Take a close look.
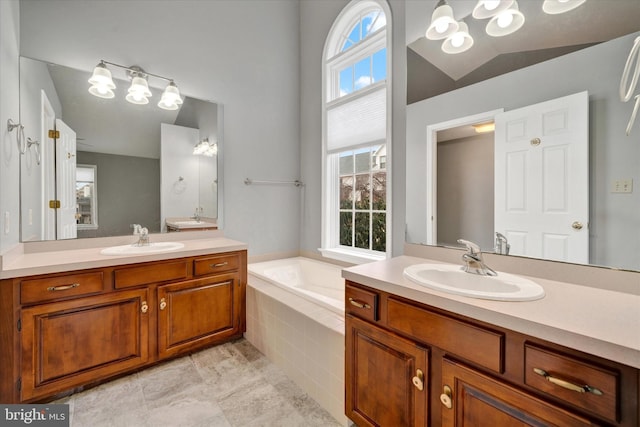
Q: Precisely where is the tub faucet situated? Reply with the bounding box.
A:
[457,239,497,276]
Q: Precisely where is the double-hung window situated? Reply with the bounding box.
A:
[321,1,391,264]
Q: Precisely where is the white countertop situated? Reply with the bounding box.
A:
[343,256,640,369]
[0,236,247,279]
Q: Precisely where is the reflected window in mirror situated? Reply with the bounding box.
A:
[321,0,392,264]
[76,165,97,230]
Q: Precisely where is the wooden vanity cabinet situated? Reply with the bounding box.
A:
[0,250,246,403]
[345,280,639,427]
[157,272,241,358]
[346,315,428,427]
[20,289,150,402]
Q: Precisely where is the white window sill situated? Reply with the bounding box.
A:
[319,247,386,265]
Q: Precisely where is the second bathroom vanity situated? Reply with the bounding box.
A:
[343,255,639,427]
[0,234,247,403]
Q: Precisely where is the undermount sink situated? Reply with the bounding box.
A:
[100,242,185,256]
[403,263,545,301]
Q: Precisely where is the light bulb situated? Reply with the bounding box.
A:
[497,12,513,28]
[451,33,465,48]
[484,0,500,11]
[435,19,450,34]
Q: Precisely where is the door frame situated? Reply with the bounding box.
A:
[425,108,504,245]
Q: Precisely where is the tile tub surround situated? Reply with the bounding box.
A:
[245,277,347,426]
[54,338,341,427]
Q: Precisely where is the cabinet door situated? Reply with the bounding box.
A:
[346,315,428,427]
[441,358,594,426]
[157,273,241,359]
[21,289,150,401]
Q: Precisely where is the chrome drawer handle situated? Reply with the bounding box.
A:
[47,283,80,292]
[348,298,371,309]
[533,368,603,395]
[210,262,228,268]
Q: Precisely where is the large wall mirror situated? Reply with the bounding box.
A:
[406,1,640,272]
[19,57,221,241]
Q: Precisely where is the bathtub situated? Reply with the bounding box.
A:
[246,257,348,425]
[247,256,345,314]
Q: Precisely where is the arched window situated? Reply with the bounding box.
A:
[321,0,391,263]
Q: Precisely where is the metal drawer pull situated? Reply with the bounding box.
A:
[47,283,80,292]
[533,368,603,395]
[210,262,228,268]
[141,301,149,314]
[159,298,167,310]
[348,298,371,309]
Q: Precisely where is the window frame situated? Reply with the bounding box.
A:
[321,0,392,264]
[75,164,98,231]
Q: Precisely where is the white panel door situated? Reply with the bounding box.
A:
[55,119,77,239]
[41,91,57,240]
[160,123,200,232]
[495,91,589,263]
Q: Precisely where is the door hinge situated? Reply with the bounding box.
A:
[17,318,21,332]
[48,129,60,139]
[16,377,21,392]
[49,200,61,209]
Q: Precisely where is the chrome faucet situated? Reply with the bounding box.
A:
[495,232,510,255]
[192,207,202,222]
[132,224,149,246]
[458,239,497,276]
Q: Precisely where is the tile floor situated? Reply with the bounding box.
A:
[54,338,343,427]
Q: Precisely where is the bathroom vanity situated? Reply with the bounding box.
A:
[343,256,639,427]
[0,236,247,403]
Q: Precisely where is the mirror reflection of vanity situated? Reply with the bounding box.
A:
[406,3,640,273]
[19,57,221,242]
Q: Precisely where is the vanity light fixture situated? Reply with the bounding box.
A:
[542,0,586,15]
[473,122,495,133]
[88,60,183,110]
[88,61,116,99]
[193,138,218,157]
[485,1,525,37]
[442,21,474,54]
[426,0,459,40]
[125,67,152,105]
[472,0,514,19]
[157,81,184,111]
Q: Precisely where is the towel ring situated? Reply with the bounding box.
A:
[7,119,26,154]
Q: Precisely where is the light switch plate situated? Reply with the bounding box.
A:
[612,179,633,193]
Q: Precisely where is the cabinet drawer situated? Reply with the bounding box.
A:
[193,253,239,277]
[21,271,105,305]
[114,260,188,289]
[524,344,619,423]
[346,283,378,322]
[387,298,504,373]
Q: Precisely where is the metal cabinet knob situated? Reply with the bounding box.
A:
[572,221,583,230]
[412,369,424,391]
[160,298,167,310]
[141,301,149,314]
[530,137,541,146]
[440,385,453,409]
